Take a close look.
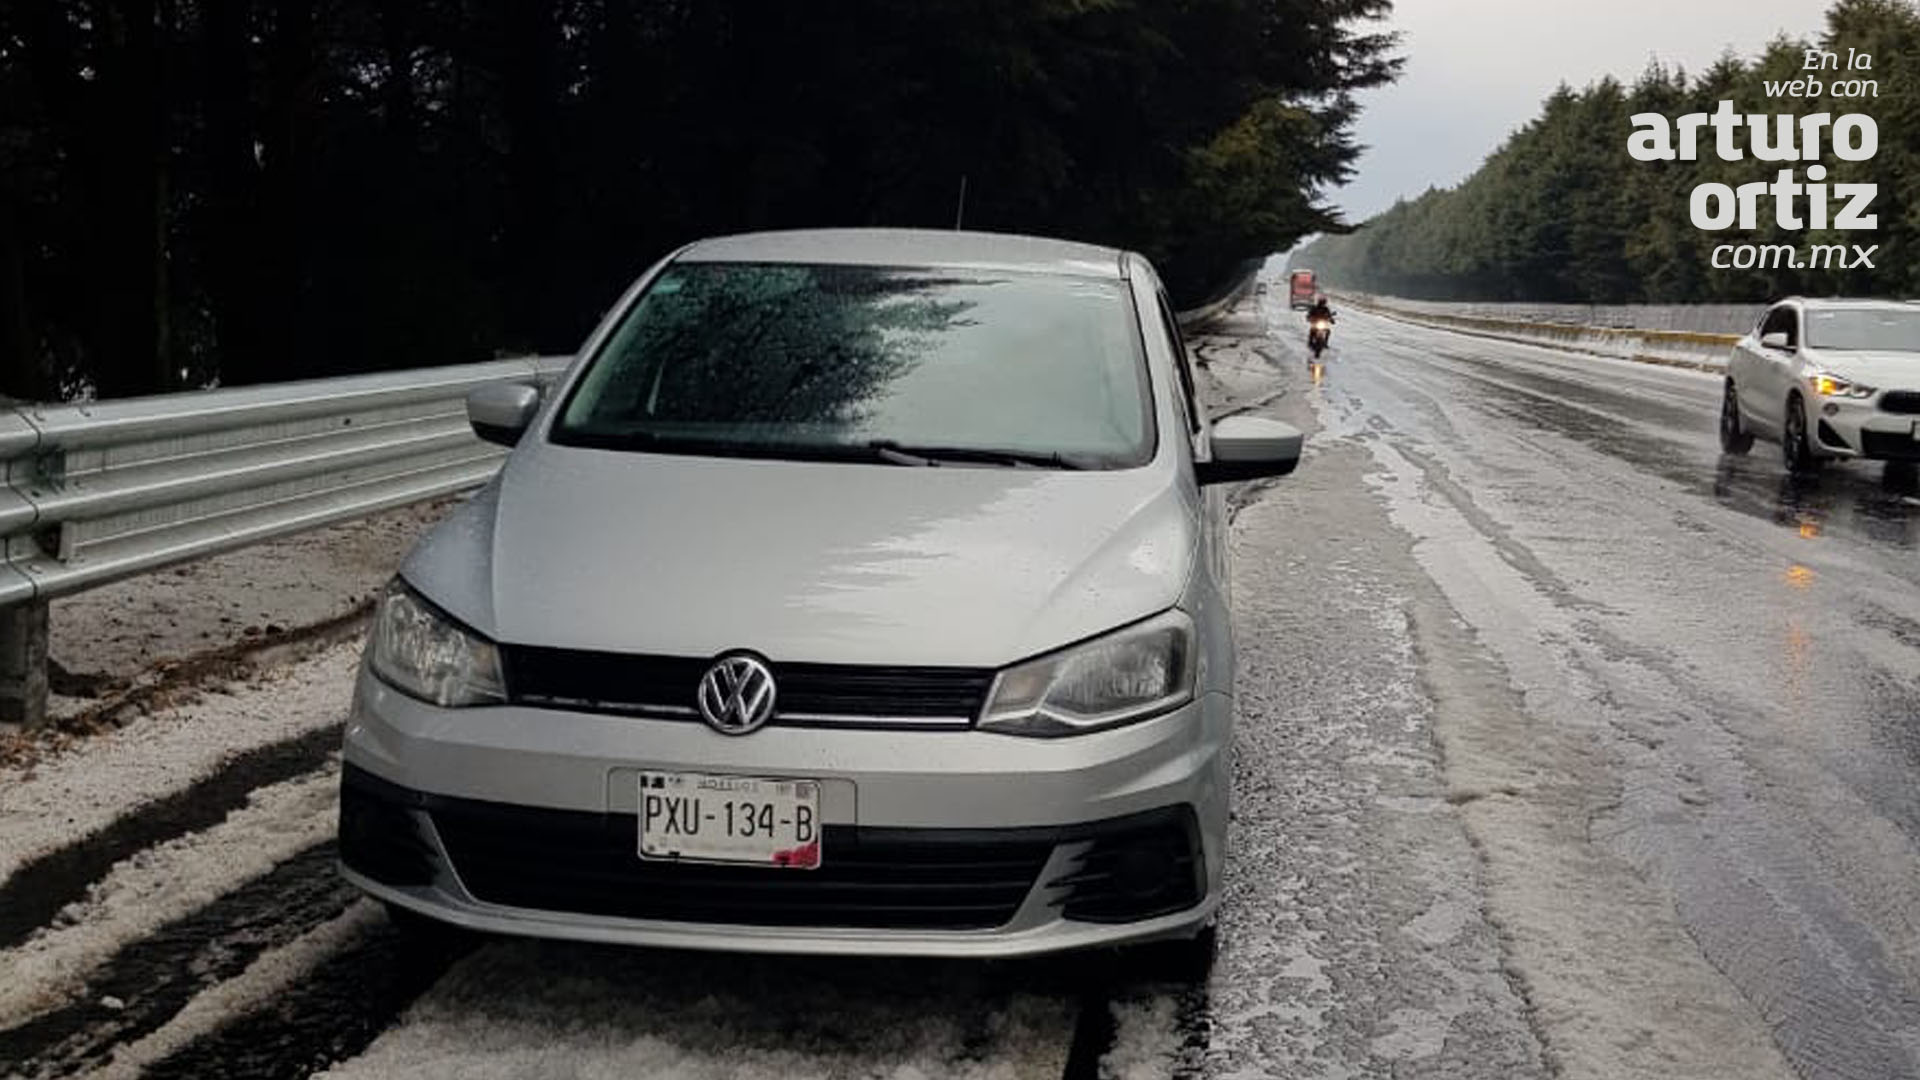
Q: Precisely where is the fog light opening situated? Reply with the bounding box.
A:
[1114,845,1177,898]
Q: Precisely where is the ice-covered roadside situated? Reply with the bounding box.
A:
[1320,355,1800,1073]
[1179,307,1549,1079]
[0,641,359,888]
[1343,311,1920,1080]
[0,766,338,1026]
[1364,439,1793,1080]
[315,939,1076,1080]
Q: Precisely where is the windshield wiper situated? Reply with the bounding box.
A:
[552,428,1094,469]
[865,439,1090,470]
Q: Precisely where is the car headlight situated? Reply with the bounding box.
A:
[977,610,1195,736]
[1812,372,1875,399]
[368,580,506,707]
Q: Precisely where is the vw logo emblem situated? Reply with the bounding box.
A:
[695,654,778,735]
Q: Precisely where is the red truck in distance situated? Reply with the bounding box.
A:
[1289,269,1317,310]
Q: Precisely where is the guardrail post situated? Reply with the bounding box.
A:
[0,599,49,728]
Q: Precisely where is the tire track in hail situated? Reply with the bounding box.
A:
[132,919,467,1080]
[0,723,342,953]
[0,841,354,1078]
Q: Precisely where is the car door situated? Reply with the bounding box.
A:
[1744,304,1800,436]
[1769,304,1807,435]
[1730,311,1767,419]
[1732,306,1767,432]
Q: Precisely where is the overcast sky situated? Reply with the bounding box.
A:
[1329,0,1838,223]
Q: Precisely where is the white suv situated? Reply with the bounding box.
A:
[1722,298,1920,472]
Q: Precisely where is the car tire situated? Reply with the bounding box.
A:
[1783,393,1821,474]
[384,901,471,954]
[1885,461,1919,492]
[1719,380,1753,455]
[1057,922,1218,998]
[1127,923,1219,985]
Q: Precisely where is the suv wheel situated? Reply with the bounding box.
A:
[1719,380,1753,455]
[1783,393,1821,474]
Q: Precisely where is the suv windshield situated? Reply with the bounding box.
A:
[1804,308,1920,352]
[551,262,1154,469]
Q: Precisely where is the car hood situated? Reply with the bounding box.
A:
[1806,349,1920,388]
[402,444,1197,668]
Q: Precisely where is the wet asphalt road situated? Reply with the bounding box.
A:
[7,296,1920,1079]
[1233,301,1920,1080]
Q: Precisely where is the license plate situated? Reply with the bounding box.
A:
[639,772,822,868]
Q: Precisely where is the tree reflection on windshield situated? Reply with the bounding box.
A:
[552,262,1152,467]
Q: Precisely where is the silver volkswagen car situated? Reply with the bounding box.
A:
[338,229,1302,959]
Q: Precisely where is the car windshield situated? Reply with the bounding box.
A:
[1804,308,1920,351]
[550,262,1154,469]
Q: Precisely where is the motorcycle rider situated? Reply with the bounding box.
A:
[1305,294,1335,357]
[1305,294,1336,328]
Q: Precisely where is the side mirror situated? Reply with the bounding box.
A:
[1196,415,1303,485]
[467,383,542,447]
[1760,331,1793,351]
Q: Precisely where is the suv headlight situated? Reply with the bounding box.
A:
[978,610,1195,736]
[1812,371,1874,399]
[368,580,506,707]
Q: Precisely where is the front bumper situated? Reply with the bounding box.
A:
[339,668,1228,956]
[1809,395,1920,461]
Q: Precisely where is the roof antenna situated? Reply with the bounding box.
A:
[954,175,968,231]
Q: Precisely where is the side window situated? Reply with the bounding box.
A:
[1760,306,1799,347]
[1154,294,1203,435]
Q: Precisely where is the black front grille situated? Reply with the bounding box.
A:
[501,644,993,723]
[1881,391,1920,415]
[432,796,1051,930]
[1860,430,1920,461]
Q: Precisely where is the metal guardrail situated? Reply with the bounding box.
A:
[0,356,571,608]
[0,355,571,725]
[1339,294,1740,372]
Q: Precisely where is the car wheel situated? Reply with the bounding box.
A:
[1057,922,1218,998]
[1884,461,1918,492]
[1127,923,1219,985]
[1783,393,1821,474]
[1718,380,1753,455]
[384,901,472,956]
